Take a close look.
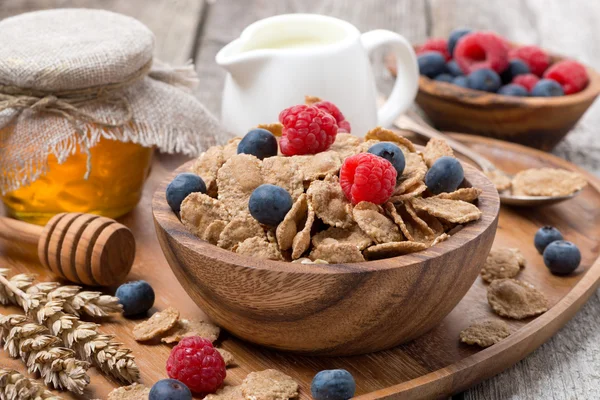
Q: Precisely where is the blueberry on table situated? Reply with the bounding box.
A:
[468,68,501,92]
[446,60,464,77]
[249,184,293,226]
[531,79,564,97]
[149,379,192,400]
[311,369,356,400]
[448,28,472,56]
[367,142,406,177]
[116,280,155,317]
[425,156,465,195]
[497,84,529,97]
[500,59,530,83]
[237,128,278,160]
[166,173,206,213]
[543,240,581,275]
[417,52,448,78]
[453,76,470,88]
[534,226,564,254]
[434,73,454,83]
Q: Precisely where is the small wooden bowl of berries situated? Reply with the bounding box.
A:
[387,29,600,151]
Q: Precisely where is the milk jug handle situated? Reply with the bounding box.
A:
[360,30,419,127]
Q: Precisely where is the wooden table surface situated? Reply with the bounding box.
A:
[1,1,599,399]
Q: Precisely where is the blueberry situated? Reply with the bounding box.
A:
[453,76,470,88]
[446,60,464,77]
[543,241,581,275]
[166,173,206,213]
[534,226,564,254]
[448,28,472,56]
[311,369,356,400]
[434,73,454,83]
[531,79,564,97]
[497,84,529,97]
[417,52,447,78]
[367,142,406,177]
[425,156,464,195]
[249,184,293,226]
[149,379,192,400]
[116,281,155,317]
[468,68,501,92]
[500,59,530,83]
[237,128,278,160]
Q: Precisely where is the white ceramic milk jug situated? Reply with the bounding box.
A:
[216,14,419,136]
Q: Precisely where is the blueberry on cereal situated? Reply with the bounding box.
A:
[425,156,464,195]
[534,226,564,254]
[367,142,406,177]
[166,173,206,212]
[116,280,155,317]
[311,369,356,400]
[543,240,581,275]
[149,379,192,400]
[238,128,278,160]
[249,184,293,226]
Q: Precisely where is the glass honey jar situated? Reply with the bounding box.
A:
[2,137,153,225]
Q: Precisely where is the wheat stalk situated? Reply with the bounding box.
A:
[0,269,122,318]
[0,368,63,400]
[0,314,90,395]
[0,271,139,383]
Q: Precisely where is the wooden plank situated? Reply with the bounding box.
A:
[427,1,600,399]
[194,0,429,115]
[0,0,205,64]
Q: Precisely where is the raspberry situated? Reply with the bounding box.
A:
[313,100,352,133]
[454,32,509,74]
[509,45,550,77]
[166,337,226,394]
[279,105,338,156]
[512,73,539,92]
[339,153,396,205]
[544,60,589,95]
[417,38,451,61]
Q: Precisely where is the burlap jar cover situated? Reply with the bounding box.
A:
[0,8,229,194]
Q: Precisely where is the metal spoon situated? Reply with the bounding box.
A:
[394,113,582,207]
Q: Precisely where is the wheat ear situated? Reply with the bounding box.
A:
[0,271,139,383]
[0,367,63,400]
[0,314,90,395]
[0,269,122,317]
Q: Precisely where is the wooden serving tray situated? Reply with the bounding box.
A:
[1,134,599,400]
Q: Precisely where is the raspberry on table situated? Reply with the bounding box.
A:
[454,31,509,74]
[313,100,352,133]
[279,104,338,156]
[543,60,589,95]
[509,45,550,77]
[339,153,397,205]
[166,336,226,394]
[512,73,539,92]
[417,38,451,61]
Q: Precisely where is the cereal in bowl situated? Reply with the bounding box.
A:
[169,98,485,263]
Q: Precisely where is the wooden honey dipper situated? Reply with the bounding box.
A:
[0,213,135,286]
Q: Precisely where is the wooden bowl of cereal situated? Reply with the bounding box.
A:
[152,131,500,356]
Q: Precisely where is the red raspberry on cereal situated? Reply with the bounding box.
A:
[339,153,397,205]
[279,104,338,156]
[512,73,539,92]
[417,38,451,61]
[166,336,226,394]
[454,31,509,74]
[313,100,352,133]
[544,60,589,95]
[509,45,550,77]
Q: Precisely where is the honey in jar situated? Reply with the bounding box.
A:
[2,138,153,225]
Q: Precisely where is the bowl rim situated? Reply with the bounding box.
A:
[152,155,500,275]
[410,42,600,107]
